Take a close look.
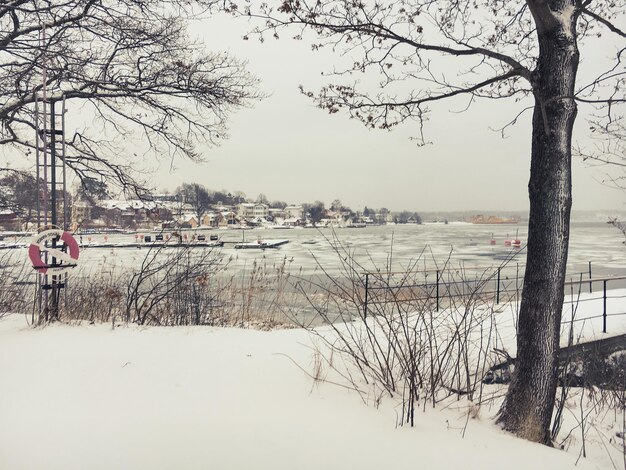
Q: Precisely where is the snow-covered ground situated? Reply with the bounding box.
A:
[1,294,622,470]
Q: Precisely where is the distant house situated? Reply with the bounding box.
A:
[238,203,255,219]
[181,214,198,229]
[285,205,304,220]
[283,217,303,227]
[253,204,269,219]
[71,198,170,230]
[0,210,19,231]
[150,193,178,203]
[218,211,237,226]
[201,212,219,227]
[324,210,344,226]
[268,208,285,220]
[238,203,268,220]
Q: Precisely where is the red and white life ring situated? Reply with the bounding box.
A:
[28,229,80,275]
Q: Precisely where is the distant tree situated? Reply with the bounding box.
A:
[330,199,343,211]
[413,213,423,224]
[378,207,390,224]
[233,190,247,204]
[176,183,211,224]
[256,193,269,204]
[209,190,230,206]
[0,170,38,227]
[221,190,238,205]
[271,200,288,209]
[395,211,412,224]
[304,201,326,225]
[75,177,109,204]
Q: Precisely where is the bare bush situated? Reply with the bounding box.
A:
[63,267,125,324]
[123,245,224,325]
[214,255,300,328]
[290,234,506,426]
[0,250,34,317]
[20,244,300,329]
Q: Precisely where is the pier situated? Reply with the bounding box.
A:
[233,239,289,250]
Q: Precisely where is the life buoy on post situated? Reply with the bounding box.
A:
[28,229,80,275]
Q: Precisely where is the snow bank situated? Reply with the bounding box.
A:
[0,314,603,470]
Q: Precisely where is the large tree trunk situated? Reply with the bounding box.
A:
[497,1,579,444]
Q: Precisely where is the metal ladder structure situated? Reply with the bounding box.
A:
[32,27,70,322]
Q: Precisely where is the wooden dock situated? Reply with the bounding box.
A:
[80,241,225,249]
[0,241,225,250]
[233,239,289,250]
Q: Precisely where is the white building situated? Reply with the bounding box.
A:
[238,203,269,220]
[284,205,304,220]
[252,204,269,219]
[238,203,255,219]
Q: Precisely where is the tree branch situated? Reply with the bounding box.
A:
[581,6,626,38]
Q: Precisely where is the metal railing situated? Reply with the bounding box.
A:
[361,263,626,333]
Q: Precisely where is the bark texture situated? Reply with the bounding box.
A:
[497,0,579,444]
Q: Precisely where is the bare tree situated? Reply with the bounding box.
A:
[0,0,260,194]
[176,182,211,224]
[0,168,38,227]
[236,0,626,443]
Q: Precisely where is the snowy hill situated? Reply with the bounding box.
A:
[0,315,611,470]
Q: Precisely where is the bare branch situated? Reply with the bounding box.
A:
[0,0,261,190]
[581,6,626,38]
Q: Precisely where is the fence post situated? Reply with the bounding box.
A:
[589,261,593,294]
[436,270,440,311]
[364,273,369,321]
[603,279,607,334]
[496,267,501,304]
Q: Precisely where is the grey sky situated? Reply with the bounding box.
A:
[168,13,623,213]
[8,11,621,214]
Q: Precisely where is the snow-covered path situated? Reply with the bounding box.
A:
[0,315,604,470]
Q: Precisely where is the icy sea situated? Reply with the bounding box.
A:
[46,221,626,280]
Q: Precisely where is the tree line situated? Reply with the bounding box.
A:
[0,177,423,227]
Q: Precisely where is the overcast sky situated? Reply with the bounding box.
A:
[14,10,623,214]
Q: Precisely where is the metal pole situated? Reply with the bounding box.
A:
[50,100,57,227]
[49,100,60,321]
[61,95,67,230]
[364,273,369,320]
[436,270,440,311]
[603,279,607,334]
[588,261,592,294]
[496,267,501,304]
[35,96,41,229]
